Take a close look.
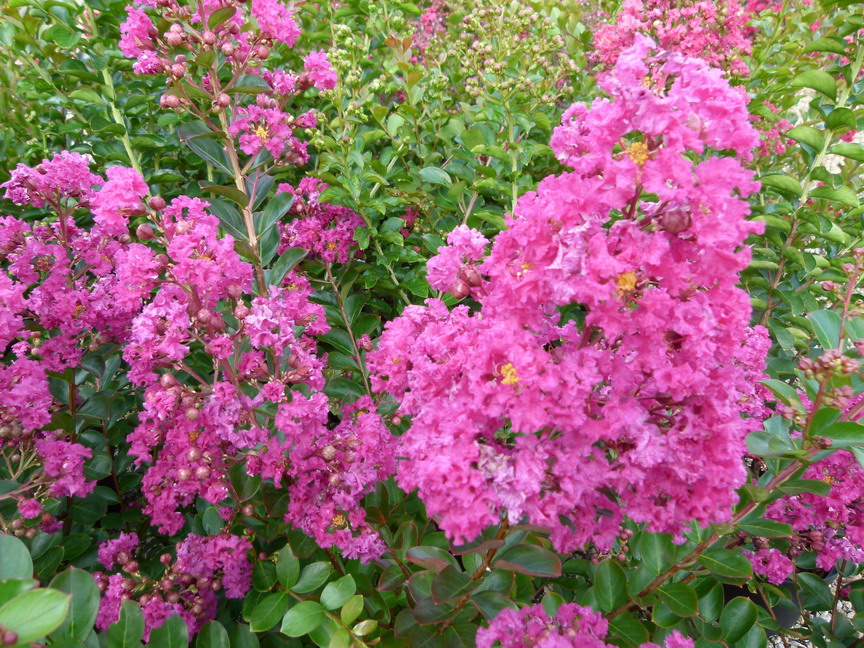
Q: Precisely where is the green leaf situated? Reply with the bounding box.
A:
[760,380,803,410]
[779,479,832,496]
[786,125,825,150]
[737,519,793,538]
[257,192,293,237]
[269,248,307,286]
[148,615,188,648]
[202,184,249,208]
[228,624,259,648]
[492,544,562,578]
[177,122,232,175]
[470,590,520,620]
[811,185,859,207]
[69,89,105,105]
[207,5,236,28]
[826,107,857,130]
[790,70,838,101]
[831,143,864,162]
[249,592,291,632]
[430,566,475,604]
[700,550,753,582]
[292,562,332,594]
[758,175,803,197]
[280,600,324,637]
[340,595,364,626]
[719,597,758,643]
[593,560,628,613]
[808,309,842,348]
[657,583,698,617]
[607,613,649,648]
[638,533,672,576]
[804,37,847,54]
[406,546,460,573]
[50,567,100,640]
[320,575,356,611]
[276,546,300,590]
[0,588,71,645]
[0,534,33,580]
[820,421,864,447]
[698,582,725,622]
[195,620,229,648]
[419,166,452,187]
[107,600,145,648]
[0,580,37,608]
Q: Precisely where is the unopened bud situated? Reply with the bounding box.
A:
[136,224,155,240]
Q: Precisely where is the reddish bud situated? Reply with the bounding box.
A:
[136,224,155,240]
[451,279,470,299]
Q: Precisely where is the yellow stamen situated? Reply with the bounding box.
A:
[500,363,519,386]
[626,141,649,167]
[616,272,638,294]
[331,514,346,528]
[254,124,269,140]
[325,241,338,251]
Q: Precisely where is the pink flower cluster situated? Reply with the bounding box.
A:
[113,189,390,559]
[94,532,252,638]
[119,0,336,169]
[592,0,752,77]
[477,603,693,648]
[369,36,767,551]
[277,179,364,264]
[1,153,149,502]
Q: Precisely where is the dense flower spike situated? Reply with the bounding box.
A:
[476,603,694,648]
[370,36,766,549]
[592,0,752,76]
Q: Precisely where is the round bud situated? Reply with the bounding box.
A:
[136,224,155,240]
[188,448,202,462]
[451,279,470,299]
[125,560,139,573]
[171,64,186,79]
[160,373,178,388]
[184,407,200,421]
[195,466,211,480]
[217,93,231,108]
[221,42,236,56]
[177,467,192,481]
[202,31,217,45]
[241,504,255,517]
[160,553,172,565]
[255,45,269,60]
[161,578,174,591]
[227,283,242,299]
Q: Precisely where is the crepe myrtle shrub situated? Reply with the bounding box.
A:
[1,0,864,645]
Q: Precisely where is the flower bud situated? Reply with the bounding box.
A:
[195,466,211,480]
[451,279,470,299]
[202,31,217,45]
[160,373,178,388]
[462,266,482,287]
[177,467,192,481]
[184,407,200,421]
[217,93,231,108]
[221,42,236,56]
[136,224,155,240]
[241,504,255,517]
[171,64,186,79]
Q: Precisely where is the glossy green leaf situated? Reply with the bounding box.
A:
[593,560,628,612]
[292,562,332,593]
[0,588,71,645]
[107,600,145,648]
[719,597,757,643]
[790,70,837,101]
[249,592,291,632]
[196,620,229,648]
[657,583,698,617]
[492,544,561,578]
[276,545,300,590]
[50,567,100,640]
[699,550,753,582]
[280,600,324,637]
[320,575,356,611]
[0,535,32,580]
[148,615,188,648]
